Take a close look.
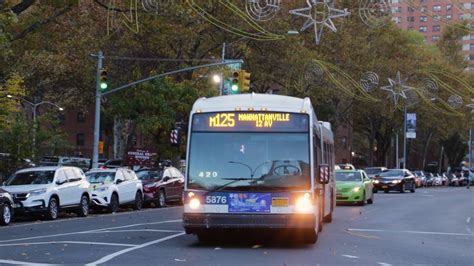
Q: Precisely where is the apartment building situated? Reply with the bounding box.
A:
[390,0,473,70]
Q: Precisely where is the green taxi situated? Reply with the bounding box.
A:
[335,170,374,205]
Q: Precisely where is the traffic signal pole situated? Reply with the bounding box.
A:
[90,51,243,168]
[92,51,104,169]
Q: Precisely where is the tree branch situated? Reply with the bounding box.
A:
[11,5,72,41]
[10,0,36,15]
[93,0,129,12]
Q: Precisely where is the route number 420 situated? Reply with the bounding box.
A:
[206,195,227,204]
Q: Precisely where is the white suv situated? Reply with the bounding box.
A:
[85,168,143,213]
[2,166,91,220]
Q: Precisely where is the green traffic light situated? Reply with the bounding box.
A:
[100,82,108,90]
[231,84,239,92]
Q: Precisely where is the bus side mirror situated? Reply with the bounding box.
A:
[318,164,330,184]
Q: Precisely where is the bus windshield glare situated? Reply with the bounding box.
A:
[188,112,310,191]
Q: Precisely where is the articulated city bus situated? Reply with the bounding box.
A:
[182,93,335,243]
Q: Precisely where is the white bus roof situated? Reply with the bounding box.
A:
[191,93,313,114]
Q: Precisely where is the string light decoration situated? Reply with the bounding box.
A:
[141,0,173,15]
[245,0,281,22]
[289,0,351,45]
[380,71,415,110]
[358,0,392,28]
[186,0,285,41]
[360,72,380,92]
[106,0,140,35]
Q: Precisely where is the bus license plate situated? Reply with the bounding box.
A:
[272,198,289,207]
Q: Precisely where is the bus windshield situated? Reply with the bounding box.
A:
[187,132,310,191]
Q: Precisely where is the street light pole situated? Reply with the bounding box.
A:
[6,95,63,161]
[403,103,407,169]
[92,51,104,169]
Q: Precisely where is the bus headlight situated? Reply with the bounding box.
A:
[189,198,201,210]
[295,193,312,213]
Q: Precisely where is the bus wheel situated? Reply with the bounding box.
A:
[303,229,318,244]
[323,212,333,223]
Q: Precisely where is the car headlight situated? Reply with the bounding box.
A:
[96,186,108,192]
[189,198,201,210]
[392,180,401,184]
[29,188,47,196]
[374,180,379,184]
[144,183,157,188]
[353,187,361,192]
[295,193,313,213]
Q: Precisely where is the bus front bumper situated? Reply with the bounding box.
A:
[183,213,315,234]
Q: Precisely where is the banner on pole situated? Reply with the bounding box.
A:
[406,113,416,139]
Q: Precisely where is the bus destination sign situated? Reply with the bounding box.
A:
[192,112,309,132]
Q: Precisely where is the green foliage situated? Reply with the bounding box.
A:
[440,132,468,168]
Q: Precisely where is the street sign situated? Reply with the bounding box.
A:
[406,113,416,139]
[125,148,157,168]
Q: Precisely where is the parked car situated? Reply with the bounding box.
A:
[0,188,13,226]
[337,163,356,170]
[425,173,434,187]
[449,174,459,186]
[412,171,426,187]
[373,169,416,193]
[85,168,143,213]
[335,169,374,205]
[364,167,388,178]
[363,167,388,179]
[101,159,126,169]
[2,166,91,220]
[39,156,91,172]
[136,166,184,207]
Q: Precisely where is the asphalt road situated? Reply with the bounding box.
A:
[0,187,472,266]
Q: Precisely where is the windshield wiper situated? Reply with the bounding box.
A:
[210,177,253,192]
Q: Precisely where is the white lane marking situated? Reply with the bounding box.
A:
[0,240,136,248]
[348,228,474,237]
[420,194,434,197]
[377,263,392,266]
[0,219,182,243]
[0,259,57,265]
[87,229,183,234]
[85,232,185,266]
[467,217,471,223]
[0,206,182,230]
[341,255,359,259]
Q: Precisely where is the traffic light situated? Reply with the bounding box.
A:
[99,68,108,91]
[239,70,251,93]
[230,71,240,94]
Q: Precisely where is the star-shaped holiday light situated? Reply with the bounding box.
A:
[289,0,350,44]
[380,71,415,108]
[467,98,474,113]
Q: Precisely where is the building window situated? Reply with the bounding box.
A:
[393,17,402,24]
[446,14,452,20]
[421,6,427,12]
[77,112,85,123]
[76,133,85,146]
[408,6,415,12]
[433,25,441,32]
[433,5,441,11]
[432,35,440,42]
[391,6,402,13]
[432,15,441,21]
[446,4,452,11]
[471,44,474,50]
[419,26,427,32]
[407,16,415,22]
[420,16,428,22]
